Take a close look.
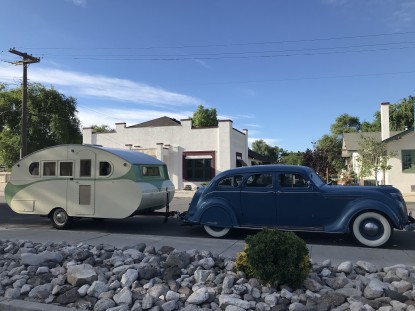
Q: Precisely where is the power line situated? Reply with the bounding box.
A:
[65,45,415,61]
[16,30,415,51]
[34,40,415,59]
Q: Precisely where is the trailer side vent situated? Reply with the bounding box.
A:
[411,185,415,192]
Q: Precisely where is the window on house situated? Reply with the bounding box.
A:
[236,152,246,167]
[43,162,56,176]
[402,150,415,173]
[185,158,213,181]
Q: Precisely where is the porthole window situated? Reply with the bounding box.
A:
[99,161,112,176]
[29,162,39,176]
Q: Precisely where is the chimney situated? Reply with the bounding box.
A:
[380,102,390,141]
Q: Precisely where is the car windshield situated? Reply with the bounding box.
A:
[309,171,325,187]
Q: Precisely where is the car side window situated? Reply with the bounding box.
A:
[218,175,243,188]
[279,173,309,188]
[246,173,273,188]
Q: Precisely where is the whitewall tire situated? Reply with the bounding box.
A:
[352,212,392,247]
[203,225,231,238]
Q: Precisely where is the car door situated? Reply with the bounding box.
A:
[276,172,325,230]
[67,149,96,216]
[240,172,277,226]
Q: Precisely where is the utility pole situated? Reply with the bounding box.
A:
[9,48,40,158]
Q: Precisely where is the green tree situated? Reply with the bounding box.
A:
[251,139,281,163]
[303,136,344,182]
[317,134,344,172]
[356,135,396,185]
[0,83,82,167]
[330,113,361,136]
[192,105,218,128]
[91,124,115,133]
[280,151,305,165]
[361,97,414,132]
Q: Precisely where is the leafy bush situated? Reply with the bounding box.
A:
[235,246,254,278]
[242,229,311,288]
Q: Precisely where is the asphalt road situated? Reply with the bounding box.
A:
[1,198,415,251]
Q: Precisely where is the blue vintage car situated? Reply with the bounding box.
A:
[183,165,414,247]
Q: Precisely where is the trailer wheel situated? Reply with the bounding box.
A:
[203,225,231,238]
[351,212,392,247]
[50,208,72,229]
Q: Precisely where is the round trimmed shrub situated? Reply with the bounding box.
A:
[244,229,311,288]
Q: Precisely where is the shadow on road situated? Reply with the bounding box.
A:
[2,202,414,251]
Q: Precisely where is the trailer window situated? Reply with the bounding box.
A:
[99,161,112,176]
[141,166,161,177]
[43,162,56,177]
[80,160,91,177]
[29,162,39,176]
[60,162,73,177]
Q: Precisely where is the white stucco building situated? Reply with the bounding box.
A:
[342,103,415,200]
[83,117,252,190]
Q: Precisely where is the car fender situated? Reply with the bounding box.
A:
[197,198,237,228]
[325,198,401,233]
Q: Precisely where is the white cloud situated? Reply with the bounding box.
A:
[394,1,415,23]
[67,0,87,8]
[248,137,281,147]
[320,0,350,6]
[78,106,193,128]
[0,63,202,108]
[244,123,261,128]
[193,59,212,70]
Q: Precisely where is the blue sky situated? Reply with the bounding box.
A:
[1,0,415,152]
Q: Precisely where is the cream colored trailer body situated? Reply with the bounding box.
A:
[5,145,175,228]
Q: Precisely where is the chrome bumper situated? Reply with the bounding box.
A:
[404,214,415,231]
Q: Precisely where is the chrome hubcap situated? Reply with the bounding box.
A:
[55,211,66,224]
[363,222,380,236]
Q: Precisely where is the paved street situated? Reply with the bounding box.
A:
[1,189,415,267]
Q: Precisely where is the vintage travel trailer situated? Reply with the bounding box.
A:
[5,144,175,229]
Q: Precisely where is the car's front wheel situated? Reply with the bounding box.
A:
[50,208,72,229]
[352,212,392,247]
[203,225,231,238]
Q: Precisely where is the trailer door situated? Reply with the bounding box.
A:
[67,149,95,215]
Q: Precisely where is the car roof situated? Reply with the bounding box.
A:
[215,165,313,178]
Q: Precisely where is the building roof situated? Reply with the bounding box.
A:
[342,131,403,157]
[128,116,181,128]
[383,127,415,143]
[248,149,272,163]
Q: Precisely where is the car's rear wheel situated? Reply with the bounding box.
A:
[203,225,231,238]
[352,212,392,247]
[50,208,72,229]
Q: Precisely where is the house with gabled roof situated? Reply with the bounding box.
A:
[342,103,415,201]
[83,116,269,190]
